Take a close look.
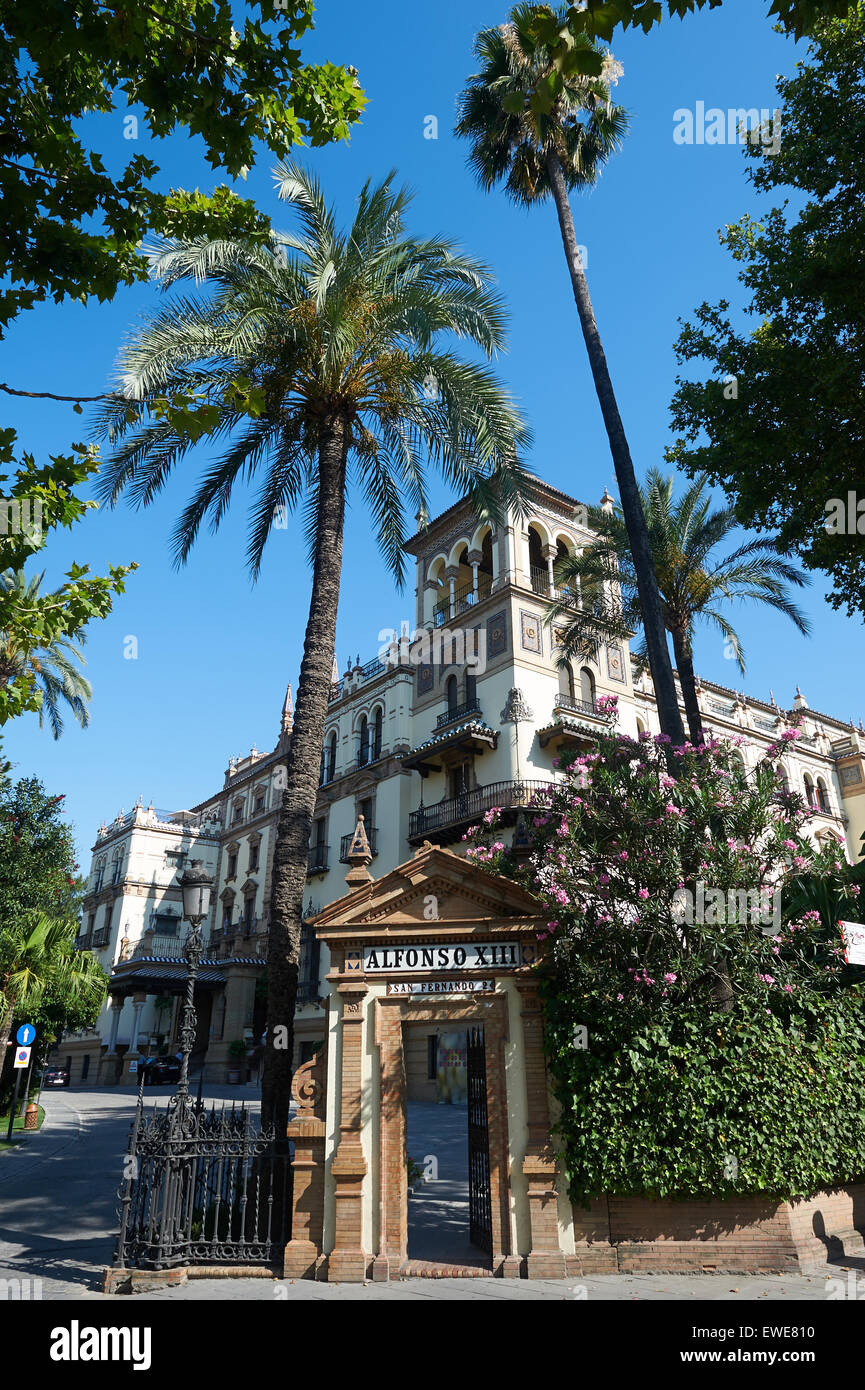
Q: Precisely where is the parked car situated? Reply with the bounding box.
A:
[41,1067,70,1088]
[143,1057,181,1085]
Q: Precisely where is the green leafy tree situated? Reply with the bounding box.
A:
[0,435,135,727]
[550,470,811,744]
[0,913,108,1095]
[669,5,865,618]
[95,165,530,1133]
[0,776,82,925]
[456,7,685,745]
[0,571,92,738]
[490,2,854,78]
[0,776,104,1064]
[0,0,365,338]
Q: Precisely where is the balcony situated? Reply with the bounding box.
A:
[307,844,329,875]
[408,778,554,846]
[530,565,549,596]
[75,933,91,951]
[433,577,493,627]
[91,928,111,948]
[135,933,186,959]
[339,827,378,862]
[436,699,482,730]
[552,694,605,719]
[539,694,611,750]
[356,745,383,770]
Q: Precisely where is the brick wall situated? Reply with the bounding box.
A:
[569,1186,865,1273]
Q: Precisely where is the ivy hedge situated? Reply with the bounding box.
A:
[542,984,865,1206]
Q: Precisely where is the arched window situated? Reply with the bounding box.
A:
[111,853,123,885]
[372,707,383,760]
[528,527,546,593]
[817,778,830,813]
[94,859,105,892]
[558,661,575,704]
[580,667,596,708]
[446,674,458,716]
[778,765,790,793]
[358,715,370,766]
[636,717,647,735]
[803,774,816,808]
[326,730,337,782]
[465,671,477,709]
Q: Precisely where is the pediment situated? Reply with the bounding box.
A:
[312,843,544,936]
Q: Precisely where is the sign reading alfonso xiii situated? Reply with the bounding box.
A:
[362,940,535,973]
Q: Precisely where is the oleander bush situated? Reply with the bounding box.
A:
[470,721,865,1203]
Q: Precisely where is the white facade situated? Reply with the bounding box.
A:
[62,476,865,1082]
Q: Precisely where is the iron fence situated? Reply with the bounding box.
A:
[115,1096,291,1270]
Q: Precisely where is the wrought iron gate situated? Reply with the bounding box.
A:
[115,1096,291,1270]
[466,1025,492,1253]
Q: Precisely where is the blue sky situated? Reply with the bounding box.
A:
[4,0,861,867]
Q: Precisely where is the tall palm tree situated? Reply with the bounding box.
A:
[95,166,530,1133]
[456,5,686,745]
[0,911,107,1065]
[549,470,811,744]
[0,571,92,738]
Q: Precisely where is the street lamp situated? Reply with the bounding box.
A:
[175,860,214,1107]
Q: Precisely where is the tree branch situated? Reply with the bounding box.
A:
[0,383,126,405]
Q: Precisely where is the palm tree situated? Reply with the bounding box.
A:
[549,470,811,744]
[456,5,686,745]
[0,911,107,1066]
[0,571,92,738]
[95,165,530,1132]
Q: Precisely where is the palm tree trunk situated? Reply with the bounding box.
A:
[671,627,704,745]
[262,413,349,1137]
[544,151,685,747]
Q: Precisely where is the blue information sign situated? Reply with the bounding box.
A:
[16,1023,36,1046]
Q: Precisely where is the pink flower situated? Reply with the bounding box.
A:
[664,972,677,984]
[638,888,649,899]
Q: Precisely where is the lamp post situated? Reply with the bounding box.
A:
[176,860,213,1110]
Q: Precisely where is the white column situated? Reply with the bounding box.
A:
[543,544,557,598]
[445,565,458,620]
[130,995,146,1055]
[106,998,123,1053]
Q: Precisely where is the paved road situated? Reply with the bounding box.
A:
[0,1088,855,1301]
[0,1084,261,1300]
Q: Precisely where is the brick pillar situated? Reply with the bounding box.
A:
[517,981,567,1278]
[327,984,369,1282]
[372,1005,405,1281]
[283,1051,327,1280]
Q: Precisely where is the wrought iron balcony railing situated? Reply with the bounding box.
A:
[409,778,554,840]
[307,844,329,874]
[436,699,482,729]
[530,565,549,595]
[433,577,493,626]
[552,693,604,719]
